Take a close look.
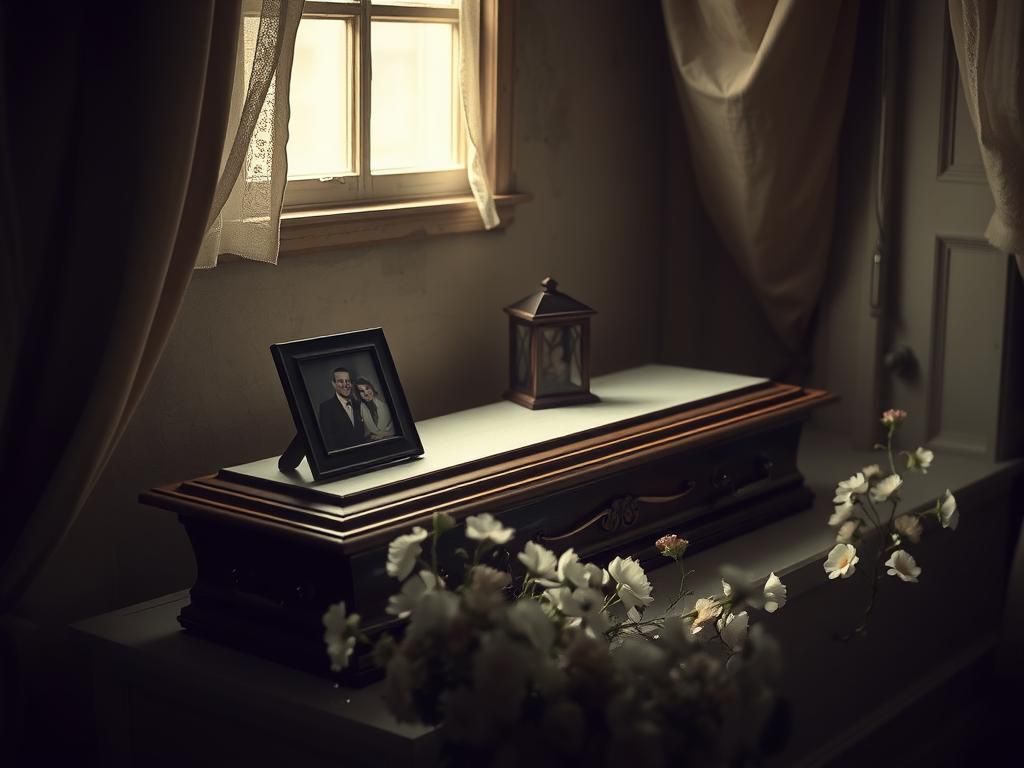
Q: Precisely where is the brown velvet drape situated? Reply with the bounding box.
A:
[0,0,240,636]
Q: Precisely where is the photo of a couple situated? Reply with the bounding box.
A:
[272,328,421,481]
[317,365,396,453]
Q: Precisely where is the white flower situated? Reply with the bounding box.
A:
[894,514,923,544]
[468,564,512,591]
[691,597,723,634]
[550,586,609,635]
[433,510,456,532]
[558,549,608,590]
[322,601,359,672]
[386,526,429,581]
[862,464,882,480]
[718,611,749,652]
[824,543,859,580]
[517,541,559,585]
[556,548,577,581]
[386,570,443,618]
[469,631,537,725]
[608,556,654,614]
[464,565,512,614]
[907,447,934,473]
[543,585,571,612]
[834,472,868,503]
[660,614,697,653]
[464,513,515,545]
[939,490,959,530]
[870,473,903,503]
[829,500,855,527]
[885,549,921,582]
[762,572,786,613]
[720,566,763,610]
[381,654,417,722]
[836,519,859,544]
[404,590,459,645]
[506,600,555,651]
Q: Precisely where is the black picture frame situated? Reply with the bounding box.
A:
[270,328,423,481]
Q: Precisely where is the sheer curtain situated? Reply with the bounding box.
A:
[459,0,499,229]
[662,0,859,351]
[948,0,1024,279]
[198,0,497,267]
[197,0,304,268]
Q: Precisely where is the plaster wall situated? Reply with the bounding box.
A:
[19,0,668,624]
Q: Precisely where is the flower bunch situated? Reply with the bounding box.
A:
[824,409,959,636]
[323,512,789,767]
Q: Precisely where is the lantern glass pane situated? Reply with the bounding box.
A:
[537,324,583,396]
[514,323,531,389]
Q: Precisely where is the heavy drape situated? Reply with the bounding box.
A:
[0,3,241,750]
[662,0,859,351]
[948,0,1024,278]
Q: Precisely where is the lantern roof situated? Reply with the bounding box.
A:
[504,277,596,321]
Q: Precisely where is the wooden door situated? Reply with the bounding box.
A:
[887,0,1022,461]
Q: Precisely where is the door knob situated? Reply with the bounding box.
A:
[884,344,917,379]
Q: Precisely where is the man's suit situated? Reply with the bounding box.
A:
[318,395,364,452]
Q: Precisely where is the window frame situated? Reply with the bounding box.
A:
[280,0,526,254]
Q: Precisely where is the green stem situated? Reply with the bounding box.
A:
[886,430,897,477]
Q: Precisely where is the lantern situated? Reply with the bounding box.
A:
[504,277,599,409]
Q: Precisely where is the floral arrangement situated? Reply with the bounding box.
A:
[823,409,959,636]
[323,513,789,768]
[320,408,959,765]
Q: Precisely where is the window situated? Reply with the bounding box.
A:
[278,0,523,252]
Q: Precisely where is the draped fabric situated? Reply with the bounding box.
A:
[662,0,859,351]
[196,0,304,268]
[459,0,500,229]
[948,0,1024,279]
[0,1,240,753]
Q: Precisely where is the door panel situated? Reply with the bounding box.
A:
[889,0,1012,460]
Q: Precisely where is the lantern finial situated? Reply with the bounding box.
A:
[541,276,558,293]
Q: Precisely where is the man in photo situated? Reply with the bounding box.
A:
[356,377,395,441]
[318,367,364,452]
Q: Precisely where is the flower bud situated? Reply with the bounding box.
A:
[881,408,907,426]
[655,534,689,559]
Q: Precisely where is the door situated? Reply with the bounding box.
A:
[887,0,1022,461]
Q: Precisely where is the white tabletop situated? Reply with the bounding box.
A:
[225,364,767,496]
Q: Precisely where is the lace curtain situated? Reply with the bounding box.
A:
[460,0,500,229]
[198,0,497,268]
[948,0,1024,279]
[661,0,859,351]
[197,0,304,268]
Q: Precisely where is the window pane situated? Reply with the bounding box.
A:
[288,18,352,179]
[372,1,455,6]
[370,21,458,172]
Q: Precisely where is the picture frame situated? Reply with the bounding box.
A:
[270,328,423,481]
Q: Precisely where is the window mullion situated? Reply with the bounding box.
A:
[359,0,372,195]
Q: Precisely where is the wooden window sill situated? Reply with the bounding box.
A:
[278,192,531,255]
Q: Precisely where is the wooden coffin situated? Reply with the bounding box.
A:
[140,365,833,683]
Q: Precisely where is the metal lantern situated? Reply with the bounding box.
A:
[504,277,599,409]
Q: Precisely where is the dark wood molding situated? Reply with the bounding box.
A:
[143,383,832,551]
[140,379,834,683]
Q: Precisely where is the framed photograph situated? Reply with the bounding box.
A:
[271,328,423,481]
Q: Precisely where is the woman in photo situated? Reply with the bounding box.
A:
[355,377,395,441]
